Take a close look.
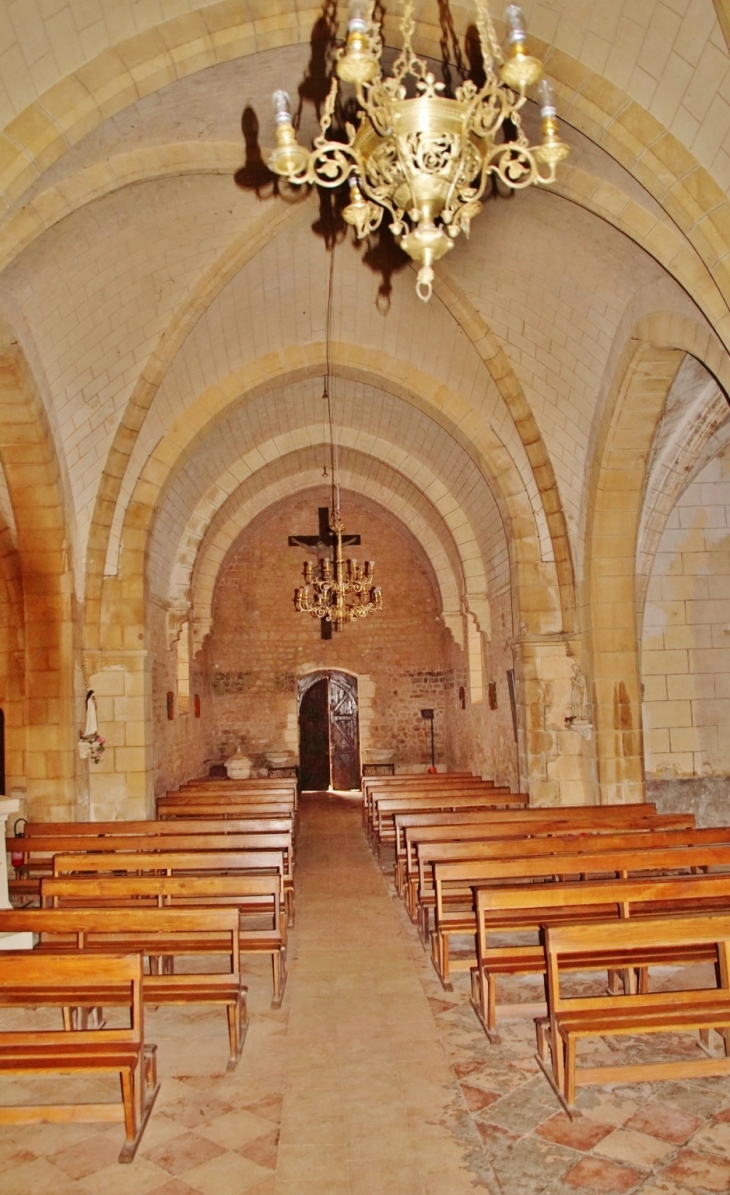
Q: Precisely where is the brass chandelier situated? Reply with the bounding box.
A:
[294,252,383,630]
[268,1,568,302]
[295,521,383,629]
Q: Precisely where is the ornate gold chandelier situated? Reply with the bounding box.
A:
[268,1,568,301]
[295,518,383,629]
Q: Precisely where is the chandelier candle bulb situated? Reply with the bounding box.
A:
[499,4,543,90]
[338,0,380,86]
[268,89,309,177]
[537,77,557,117]
[535,77,570,167]
[272,89,293,125]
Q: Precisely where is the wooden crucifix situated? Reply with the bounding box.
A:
[289,506,360,640]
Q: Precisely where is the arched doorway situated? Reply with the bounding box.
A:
[298,672,360,791]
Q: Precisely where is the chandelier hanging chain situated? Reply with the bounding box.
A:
[323,245,340,520]
[293,245,383,630]
[475,0,503,70]
[267,2,569,302]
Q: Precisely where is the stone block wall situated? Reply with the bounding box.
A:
[642,443,730,821]
[200,492,456,775]
[151,488,521,790]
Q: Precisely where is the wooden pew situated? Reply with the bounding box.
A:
[401,813,696,912]
[536,915,730,1116]
[0,907,247,1070]
[361,773,477,828]
[41,873,287,1008]
[50,847,293,925]
[159,783,296,804]
[157,800,294,821]
[392,804,691,892]
[10,831,295,920]
[431,841,730,989]
[0,951,158,1162]
[365,778,499,840]
[471,872,730,1041]
[413,824,730,938]
[371,790,527,859]
[16,817,293,838]
[181,777,298,797]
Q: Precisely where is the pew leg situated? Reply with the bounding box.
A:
[226,992,249,1071]
[486,972,499,1042]
[552,1023,566,1096]
[119,1068,139,1158]
[564,1035,577,1112]
[432,931,453,992]
[118,1047,160,1164]
[271,949,287,1010]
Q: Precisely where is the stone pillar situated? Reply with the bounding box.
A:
[511,635,596,806]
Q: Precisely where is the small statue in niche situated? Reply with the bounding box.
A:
[566,664,592,739]
[569,664,589,722]
[167,691,174,720]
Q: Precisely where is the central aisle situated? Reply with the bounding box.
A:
[276,794,484,1195]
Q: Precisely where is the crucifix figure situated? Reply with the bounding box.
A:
[289,507,360,639]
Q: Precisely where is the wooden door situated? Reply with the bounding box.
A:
[299,678,330,791]
[329,672,359,790]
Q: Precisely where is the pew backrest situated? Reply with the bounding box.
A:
[434,842,730,925]
[417,825,730,897]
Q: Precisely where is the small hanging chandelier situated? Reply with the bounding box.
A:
[295,516,383,630]
[294,251,383,631]
[268,1,568,302]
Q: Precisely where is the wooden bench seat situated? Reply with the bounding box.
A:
[0,951,158,1162]
[361,773,477,829]
[0,907,247,1070]
[404,816,700,920]
[366,781,505,840]
[536,914,730,1116]
[178,778,297,805]
[49,846,292,925]
[415,824,730,938]
[470,872,730,1041]
[41,873,287,1007]
[157,801,294,820]
[371,790,527,859]
[16,816,293,838]
[392,804,691,892]
[10,833,295,923]
[159,785,296,803]
[430,841,730,989]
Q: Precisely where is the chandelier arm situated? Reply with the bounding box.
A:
[486,142,541,189]
[306,142,361,188]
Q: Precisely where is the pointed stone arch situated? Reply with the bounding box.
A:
[0,324,75,818]
[584,315,691,804]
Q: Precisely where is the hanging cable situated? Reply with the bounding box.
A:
[322,244,340,521]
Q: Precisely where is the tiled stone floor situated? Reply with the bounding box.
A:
[1,793,730,1193]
